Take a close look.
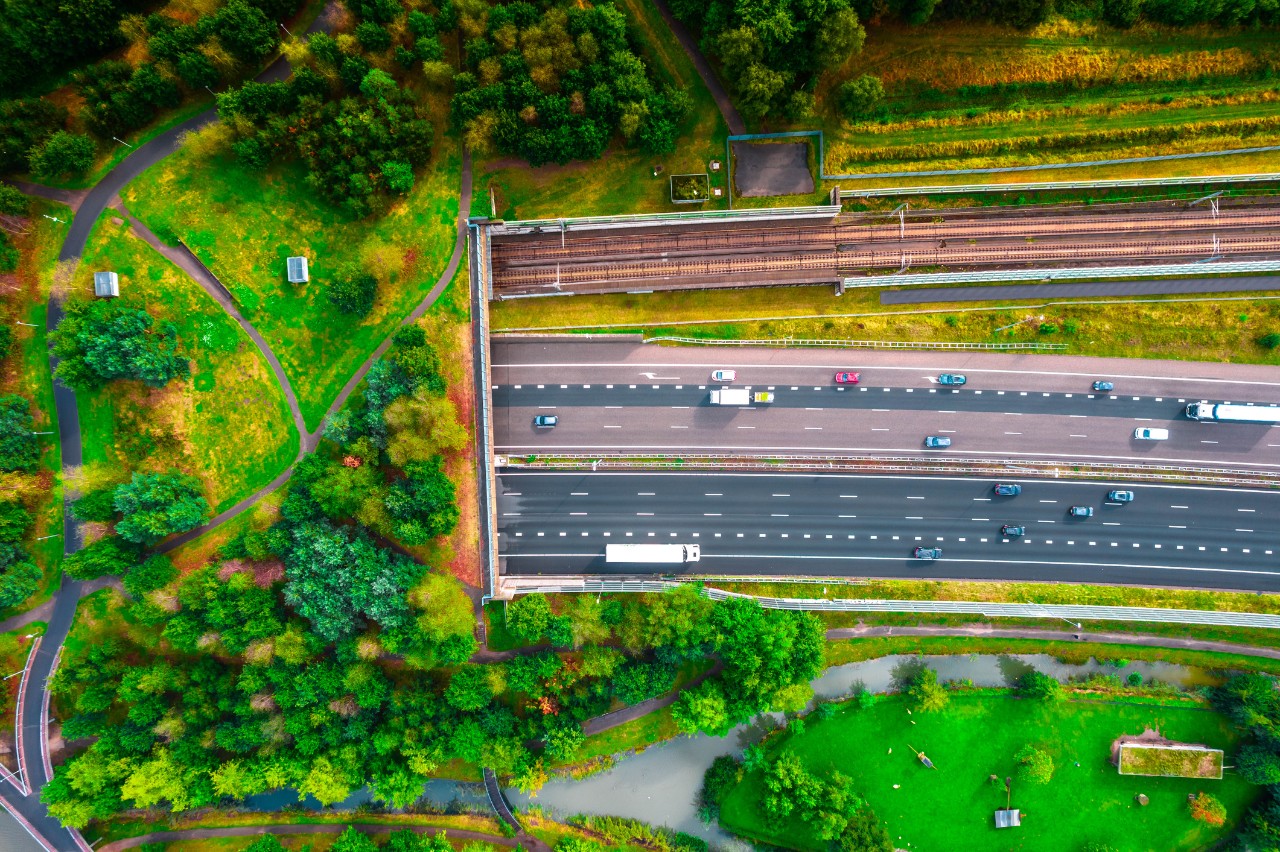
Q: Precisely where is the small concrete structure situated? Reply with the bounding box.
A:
[286,256,309,284]
[93,271,119,298]
[993,809,1021,829]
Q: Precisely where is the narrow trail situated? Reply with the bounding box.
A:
[98,822,535,852]
[648,0,745,135]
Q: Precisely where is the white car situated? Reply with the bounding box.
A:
[1133,427,1169,440]
[710,369,736,382]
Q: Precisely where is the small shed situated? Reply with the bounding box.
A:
[93,271,119,298]
[286,256,309,284]
[993,809,1021,829]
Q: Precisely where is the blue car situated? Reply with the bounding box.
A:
[938,373,967,386]
[1092,380,1115,392]
[1107,490,1135,503]
[993,483,1022,496]
[924,436,952,448]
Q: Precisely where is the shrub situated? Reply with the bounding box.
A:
[839,75,884,120]
[122,554,178,597]
[1190,792,1226,826]
[0,184,28,216]
[327,268,378,316]
[72,486,119,523]
[0,234,17,273]
[28,131,95,180]
[1015,744,1054,784]
[1102,0,1141,25]
[1017,670,1062,701]
[63,535,141,580]
[1257,332,1280,349]
[906,667,949,712]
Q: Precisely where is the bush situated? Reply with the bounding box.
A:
[122,554,178,597]
[1102,0,1141,24]
[72,487,119,523]
[1015,744,1054,784]
[1017,670,1062,701]
[838,75,884,120]
[906,667,949,712]
[0,184,28,216]
[1257,332,1280,349]
[63,535,140,581]
[327,269,378,316]
[698,755,742,822]
[1189,792,1226,826]
[0,395,39,472]
[27,131,95,180]
[0,233,17,273]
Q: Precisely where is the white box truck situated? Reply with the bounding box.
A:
[709,388,750,405]
[605,544,701,564]
[1186,402,1280,424]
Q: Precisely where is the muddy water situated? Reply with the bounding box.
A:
[506,654,1221,847]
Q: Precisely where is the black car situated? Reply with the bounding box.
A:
[533,414,559,428]
[1000,524,1025,537]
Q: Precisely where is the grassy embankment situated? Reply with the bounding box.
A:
[123,135,462,432]
[0,624,46,776]
[0,201,69,617]
[818,21,1280,187]
[490,278,1280,365]
[73,214,297,514]
[719,691,1256,851]
[96,811,507,847]
[479,0,730,220]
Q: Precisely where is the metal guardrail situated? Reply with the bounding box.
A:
[500,578,1280,629]
[469,223,500,604]
[842,172,1280,198]
[644,336,1067,351]
[845,261,1280,288]
[502,453,1280,487]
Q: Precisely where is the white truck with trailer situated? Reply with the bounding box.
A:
[605,544,701,564]
[709,389,773,405]
[1186,402,1280,424]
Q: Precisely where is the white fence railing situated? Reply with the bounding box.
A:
[841,172,1280,198]
[847,261,1280,288]
[644,336,1067,351]
[500,577,1280,629]
[490,205,841,234]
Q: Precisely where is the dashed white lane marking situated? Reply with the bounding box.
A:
[1171,505,1188,509]
[1237,529,1254,533]
[773,493,790,497]
[1239,508,1257,512]
[1169,525,1186,529]
[603,425,621,429]
[905,516,924,520]
[1070,434,1088,438]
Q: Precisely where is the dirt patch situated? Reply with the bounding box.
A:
[732,141,815,198]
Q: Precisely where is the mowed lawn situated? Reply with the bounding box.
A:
[719,693,1257,852]
[74,214,297,512]
[123,144,462,430]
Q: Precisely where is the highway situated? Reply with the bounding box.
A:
[496,472,1280,591]
[487,199,1280,295]
[493,340,1280,470]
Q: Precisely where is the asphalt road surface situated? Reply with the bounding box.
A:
[498,472,1280,591]
[493,340,1280,470]
[880,274,1280,305]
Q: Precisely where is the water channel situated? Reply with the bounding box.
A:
[505,654,1222,847]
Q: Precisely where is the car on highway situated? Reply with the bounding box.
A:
[710,369,736,382]
[834,371,861,384]
[913,546,943,560]
[938,373,967,386]
[993,483,1022,496]
[1134,427,1169,440]
[1068,505,1094,517]
[1000,524,1025,537]
[1107,490,1136,503]
[924,436,952,448]
[1092,380,1115,392]
[533,414,558,428]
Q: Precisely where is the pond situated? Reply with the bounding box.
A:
[505,653,1222,847]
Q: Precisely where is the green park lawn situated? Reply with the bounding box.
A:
[73,214,297,513]
[719,692,1256,852]
[122,140,462,431]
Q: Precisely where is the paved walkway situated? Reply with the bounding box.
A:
[98,823,531,852]
[826,624,1280,660]
[648,0,744,136]
[881,274,1280,305]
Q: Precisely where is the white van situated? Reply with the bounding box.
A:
[1133,427,1169,440]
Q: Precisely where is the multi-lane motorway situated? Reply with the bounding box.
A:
[497,472,1280,591]
[493,340,1280,470]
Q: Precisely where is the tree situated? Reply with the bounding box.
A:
[673,681,730,735]
[0,543,40,608]
[1238,744,1280,785]
[123,554,178,597]
[1102,0,1142,25]
[1017,670,1062,701]
[0,185,28,216]
[0,395,39,472]
[63,535,140,580]
[838,75,884,120]
[1190,792,1226,827]
[72,486,119,522]
[905,667,949,712]
[113,471,209,545]
[327,269,378,316]
[245,837,287,852]
[505,593,552,642]
[384,456,458,545]
[51,300,189,391]
[28,131,95,180]
[446,664,494,711]
[543,720,585,762]
[201,0,277,62]
[381,161,415,194]
[0,501,31,544]
[1015,744,1054,784]
[332,826,378,852]
[735,63,786,121]
[814,9,865,70]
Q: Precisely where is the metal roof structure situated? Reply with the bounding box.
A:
[286,256,309,283]
[93,271,119,297]
[994,809,1021,829]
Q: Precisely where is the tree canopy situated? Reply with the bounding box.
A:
[113,471,210,545]
[0,395,39,472]
[51,300,190,392]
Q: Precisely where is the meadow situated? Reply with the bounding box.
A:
[719,691,1257,851]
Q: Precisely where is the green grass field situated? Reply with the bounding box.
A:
[479,0,729,220]
[123,142,462,430]
[74,214,297,512]
[719,692,1257,851]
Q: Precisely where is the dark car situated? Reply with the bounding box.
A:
[1000,524,1025,537]
[1092,380,1115,392]
[1107,490,1136,503]
[993,483,1022,496]
[1068,505,1094,517]
[913,547,943,560]
[834,371,861,384]
[533,415,559,428]
[924,436,952,448]
[938,373,967,386]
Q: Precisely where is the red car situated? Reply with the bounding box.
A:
[834,371,861,384]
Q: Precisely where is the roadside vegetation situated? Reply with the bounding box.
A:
[0,624,45,777]
[711,682,1255,851]
[490,283,1280,366]
[65,213,297,515]
[0,189,66,616]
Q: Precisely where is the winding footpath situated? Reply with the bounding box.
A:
[0,7,474,846]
